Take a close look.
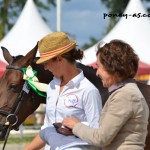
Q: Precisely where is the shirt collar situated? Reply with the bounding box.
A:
[108,78,136,93]
[53,69,84,87]
[53,76,61,85]
[67,69,84,87]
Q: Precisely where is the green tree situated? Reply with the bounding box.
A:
[82,0,150,49]
[101,0,129,33]
[82,37,98,50]
[0,0,56,40]
[82,0,129,49]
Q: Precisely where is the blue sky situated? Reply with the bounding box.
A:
[42,0,149,48]
[42,0,109,47]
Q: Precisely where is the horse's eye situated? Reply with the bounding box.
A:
[10,84,19,92]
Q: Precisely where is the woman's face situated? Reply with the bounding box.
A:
[43,57,62,77]
[96,54,116,88]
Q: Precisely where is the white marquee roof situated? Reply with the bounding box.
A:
[82,0,150,65]
[0,0,52,62]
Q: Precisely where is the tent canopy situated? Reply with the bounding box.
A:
[0,60,7,77]
[81,0,150,75]
[0,0,52,62]
[102,0,150,65]
[138,61,150,75]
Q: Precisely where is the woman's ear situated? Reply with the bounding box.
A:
[57,56,63,62]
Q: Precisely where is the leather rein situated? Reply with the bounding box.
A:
[0,65,31,150]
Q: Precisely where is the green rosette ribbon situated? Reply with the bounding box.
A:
[22,66,48,97]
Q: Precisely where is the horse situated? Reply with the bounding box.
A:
[0,45,149,150]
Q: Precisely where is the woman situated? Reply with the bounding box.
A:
[62,40,149,150]
[24,32,102,150]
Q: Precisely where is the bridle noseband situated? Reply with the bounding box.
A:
[0,65,31,150]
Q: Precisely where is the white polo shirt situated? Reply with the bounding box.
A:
[41,70,102,150]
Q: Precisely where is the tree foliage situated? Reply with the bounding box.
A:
[101,0,129,32]
[82,0,129,49]
[1,0,149,49]
[0,0,56,40]
[82,0,150,49]
[82,37,99,50]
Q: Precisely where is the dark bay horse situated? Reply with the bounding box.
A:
[0,45,150,150]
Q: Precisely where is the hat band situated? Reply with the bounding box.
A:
[40,42,74,58]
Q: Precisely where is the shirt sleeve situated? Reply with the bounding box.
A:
[83,88,102,128]
[73,91,133,147]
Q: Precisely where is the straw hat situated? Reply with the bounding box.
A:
[36,32,76,64]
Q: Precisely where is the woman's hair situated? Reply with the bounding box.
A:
[96,39,139,80]
[60,47,83,63]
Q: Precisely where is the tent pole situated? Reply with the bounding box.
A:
[57,0,61,31]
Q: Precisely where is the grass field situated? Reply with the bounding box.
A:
[0,133,36,144]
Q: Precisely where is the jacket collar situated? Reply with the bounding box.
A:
[108,78,136,95]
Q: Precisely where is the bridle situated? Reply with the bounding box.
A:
[0,65,31,150]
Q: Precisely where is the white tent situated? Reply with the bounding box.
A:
[0,0,53,62]
[82,0,150,65]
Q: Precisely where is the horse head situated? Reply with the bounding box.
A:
[0,44,52,141]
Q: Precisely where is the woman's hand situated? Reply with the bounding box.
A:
[62,117,80,129]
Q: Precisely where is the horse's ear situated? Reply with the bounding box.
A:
[1,46,13,64]
[21,42,38,66]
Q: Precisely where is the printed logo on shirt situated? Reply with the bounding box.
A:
[64,94,78,108]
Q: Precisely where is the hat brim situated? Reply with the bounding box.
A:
[36,40,76,64]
